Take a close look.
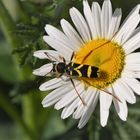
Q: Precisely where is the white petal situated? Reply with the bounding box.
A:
[54,82,85,110]
[123,31,140,54]
[113,4,140,44]
[122,14,140,43]
[100,90,112,127]
[83,0,97,39]
[92,2,101,37]
[130,72,140,79]
[73,87,94,119]
[116,79,136,104]
[78,89,98,128]
[125,63,140,71]
[124,42,140,56]
[130,27,140,38]
[101,0,112,38]
[113,99,127,121]
[107,8,122,39]
[122,77,140,95]
[122,69,136,79]
[33,50,62,61]
[43,36,73,60]
[101,110,109,126]
[42,85,73,107]
[121,4,140,27]
[125,52,140,64]
[45,25,75,50]
[100,90,112,110]
[33,63,53,76]
[114,14,140,45]
[60,19,84,50]
[39,78,68,91]
[122,69,140,80]
[61,92,84,119]
[112,82,128,121]
[70,7,91,42]
[121,14,140,44]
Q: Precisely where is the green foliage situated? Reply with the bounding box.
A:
[0,0,140,140]
[0,40,18,83]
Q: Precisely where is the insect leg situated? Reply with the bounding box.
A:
[81,31,119,63]
[44,52,61,62]
[99,88,122,103]
[45,69,53,76]
[70,51,75,61]
[59,56,66,64]
[56,73,63,78]
[70,78,86,105]
[60,51,74,63]
[83,80,121,102]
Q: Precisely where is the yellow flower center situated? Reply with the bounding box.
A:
[74,39,125,89]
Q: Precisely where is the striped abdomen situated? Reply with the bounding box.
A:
[66,63,100,78]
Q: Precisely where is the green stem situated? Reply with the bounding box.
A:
[22,91,53,140]
[22,93,39,140]
[0,0,21,48]
[0,0,22,81]
[0,92,35,140]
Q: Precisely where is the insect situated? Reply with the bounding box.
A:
[45,52,100,105]
[44,50,121,105]
[52,55,100,79]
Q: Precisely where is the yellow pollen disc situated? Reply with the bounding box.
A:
[74,39,125,89]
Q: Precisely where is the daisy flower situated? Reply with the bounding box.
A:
[33,0,140,128]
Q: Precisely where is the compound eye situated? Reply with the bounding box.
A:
[57,63,65,73]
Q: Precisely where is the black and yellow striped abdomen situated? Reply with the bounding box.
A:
[66,62,100,78]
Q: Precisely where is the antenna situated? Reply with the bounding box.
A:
[70,78,86,106]
[83,80,121,102]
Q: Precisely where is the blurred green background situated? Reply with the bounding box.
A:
[0,0,140,140]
